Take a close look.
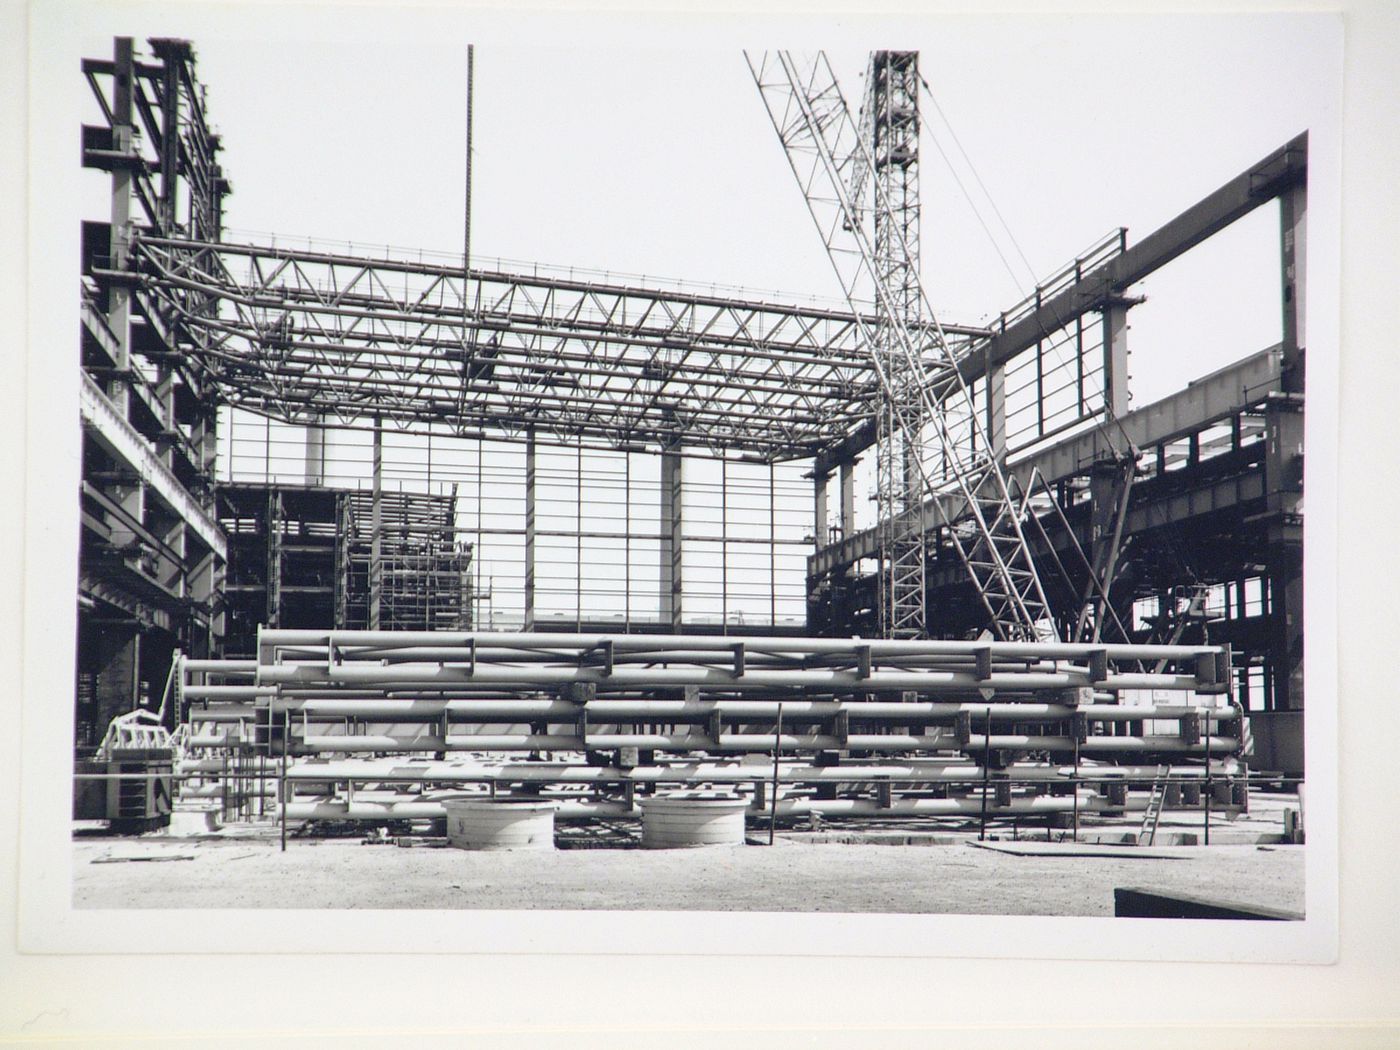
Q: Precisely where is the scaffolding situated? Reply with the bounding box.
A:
[338,489,473,633]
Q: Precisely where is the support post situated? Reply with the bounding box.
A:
[105,37,134,408]
[1279,179,1306,393]
[1265,175,1306,713]
[660,444,683,631]
[265,490,282,628]
[1204,724,1212,846]
[769,461,777,627]
[979,711,992,840]
[279,710,288,852]
[813,469,829,549]
[524,428,537,630]
[369,417,383,630]
[768,703,783,846]
[1072,732,1080,842]
[986,364,1007,460]
[304,416,326,486]
[839,458,855,541]
[1102,300,1130,420]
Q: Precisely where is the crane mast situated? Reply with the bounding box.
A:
[747,50,1058,642]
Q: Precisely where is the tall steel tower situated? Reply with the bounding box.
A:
[868,51,926,639]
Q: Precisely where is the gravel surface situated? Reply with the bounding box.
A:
[72,832,1305,916]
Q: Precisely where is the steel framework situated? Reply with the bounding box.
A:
[76,37,230,745]
[175,630,1244,835]
[73,39,1307,799]
[131,234,982,459]
[867,51,928,639]
[748,51,1056,642]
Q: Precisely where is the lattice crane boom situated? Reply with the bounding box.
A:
[747,50,1058,642]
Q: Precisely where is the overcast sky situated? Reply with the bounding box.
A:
[54,5,1341,408]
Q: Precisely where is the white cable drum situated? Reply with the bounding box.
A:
[443,798,558,851]
[639,793,749,849]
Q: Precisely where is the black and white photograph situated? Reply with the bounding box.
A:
[5,0,1398,1045]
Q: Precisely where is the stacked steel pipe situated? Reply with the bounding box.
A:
[176,630,1245,829]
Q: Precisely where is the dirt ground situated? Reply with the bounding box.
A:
[72,827,1304,916]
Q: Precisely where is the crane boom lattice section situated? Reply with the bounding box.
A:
[747,50,1058,642]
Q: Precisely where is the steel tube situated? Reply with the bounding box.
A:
[285,730,1236,755]
[265,758,1238,784]
[258,698,1235,725]
[281,799,636,821]
[276,792,1244,823]
[265,663,1205,694]
[294,731,960,753]
[182,686,276,699]
[256,628,1218,663]
[964,735,1239,753]
[184,708,255,723]
[181,659,257,673]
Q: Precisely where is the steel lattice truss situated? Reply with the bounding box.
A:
[747,50,1057,641]
[867,51,928,639]
[131,233,979,459]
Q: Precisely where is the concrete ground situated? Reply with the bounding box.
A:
[72,820,1304,916]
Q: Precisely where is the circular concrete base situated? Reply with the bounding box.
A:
[639,794,748,849]
[443,799,558,851]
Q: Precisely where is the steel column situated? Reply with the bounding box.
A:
[524,429,536,630]
[660,445,683,631]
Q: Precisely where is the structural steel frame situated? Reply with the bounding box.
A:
[74,39,1307,786]
[175,632,1246,837]
[132,234,991,460]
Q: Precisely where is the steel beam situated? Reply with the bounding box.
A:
[79,373,227,558]
[812,134,1309,468]
[809,347,1281,577]
[960,133,1307,390]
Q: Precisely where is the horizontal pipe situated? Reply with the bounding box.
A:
[186,709,256,723]
[964,734,1238,753]
[285,730,1236,756]
[179,784,275,799]
[254,698,1236,724]
[293,732,958,753]
[266,663,1208,694]
[357,646,1068,673]
[276,793,1244,822]
[182,659,258,673]
[188,721,1241,753]
[256,628,1218,664]
[280,799,636,821]
[255,758,1238,784]
[189,734,254,747]
[183,686,277,699]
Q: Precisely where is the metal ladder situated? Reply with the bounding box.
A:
[1138,765,1170,846]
